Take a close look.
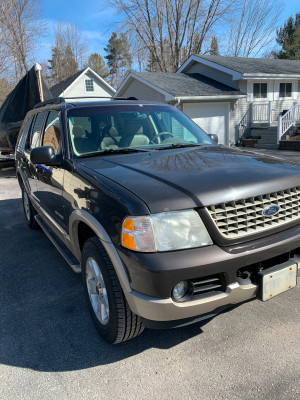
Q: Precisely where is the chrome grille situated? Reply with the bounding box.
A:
[206,187,300,239]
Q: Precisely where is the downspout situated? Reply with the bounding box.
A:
[174,97,181,108]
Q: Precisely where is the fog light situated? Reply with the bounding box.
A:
[172,281,188,301]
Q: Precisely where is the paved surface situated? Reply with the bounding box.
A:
[0,163,300,400]
[248,148,300,165]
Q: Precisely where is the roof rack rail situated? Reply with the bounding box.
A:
[112,96,138,100]
[34,97,65,108]
[63,96,112,100]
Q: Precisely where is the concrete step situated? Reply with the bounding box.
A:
[257,138,277,144]
[254,144,279,149]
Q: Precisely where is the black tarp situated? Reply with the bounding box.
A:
[0,66,52,152]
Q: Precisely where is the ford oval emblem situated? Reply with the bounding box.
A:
[263,205,280,216]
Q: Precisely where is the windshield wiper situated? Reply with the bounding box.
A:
[79,147,151,158]
[155,143,202,150]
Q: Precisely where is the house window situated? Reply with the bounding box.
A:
[85,79,94,92]
[279,83,292,98]
[253,83,267,99]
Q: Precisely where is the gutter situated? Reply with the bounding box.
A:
[243,74,300,79]
[175,95,247,101]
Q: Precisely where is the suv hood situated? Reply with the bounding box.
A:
[78,146,300,213]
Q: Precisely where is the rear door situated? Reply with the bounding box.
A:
[19,112,48,200]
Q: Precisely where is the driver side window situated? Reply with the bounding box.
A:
[42,111,62,155]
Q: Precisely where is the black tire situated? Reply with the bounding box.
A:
[21,187,39,229]
[81,236,145,344]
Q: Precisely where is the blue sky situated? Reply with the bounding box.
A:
[39,0,300,64]
[39,0,120,62]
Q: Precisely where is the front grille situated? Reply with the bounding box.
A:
[206,186,300,239]
[191,274,226,298]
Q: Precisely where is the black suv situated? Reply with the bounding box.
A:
[15,99,300,343]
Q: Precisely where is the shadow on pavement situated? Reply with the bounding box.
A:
[0,196,216,372]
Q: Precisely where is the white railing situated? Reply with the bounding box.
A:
[251,101,272,123]
[277,103,300,143]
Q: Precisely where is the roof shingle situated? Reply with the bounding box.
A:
[194,55,300,75]
[134,72,246,97]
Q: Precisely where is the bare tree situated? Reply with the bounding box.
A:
[0,0,45,80]
[226,0,282,57]
[111,0,234,72]
[0,77,12,106]
[48,23,88,84]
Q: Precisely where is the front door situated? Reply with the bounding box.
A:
[35,110,67,231]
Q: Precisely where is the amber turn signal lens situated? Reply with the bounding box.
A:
[122,233,136,250]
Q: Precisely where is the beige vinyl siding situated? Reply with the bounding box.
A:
[117,79,166,102]
[185,61,239,90]
[226,80,250,143]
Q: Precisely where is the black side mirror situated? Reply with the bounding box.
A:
[30,146,61,166]
[209,134,218,144]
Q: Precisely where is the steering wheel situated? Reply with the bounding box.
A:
[152,132,174,144]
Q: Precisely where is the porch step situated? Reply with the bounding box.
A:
[254,144,279,150]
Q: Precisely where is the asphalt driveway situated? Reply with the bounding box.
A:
[0,160,300,400]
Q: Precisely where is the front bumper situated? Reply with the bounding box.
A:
[120,224,300,324]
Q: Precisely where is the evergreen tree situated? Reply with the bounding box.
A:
[104,32,132,87]
[48,44,78,83]
[146,49,159,72]
[273,13,300,59]
[88,53,109,78]
[210,36,219,56]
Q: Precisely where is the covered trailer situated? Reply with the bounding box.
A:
[0,64,52,153]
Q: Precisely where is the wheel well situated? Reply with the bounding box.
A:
[77,222,96,251]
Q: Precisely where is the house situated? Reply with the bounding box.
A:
[50,67,115,101]
[116,55,300,148]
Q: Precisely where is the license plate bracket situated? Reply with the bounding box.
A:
[257,261,297,301]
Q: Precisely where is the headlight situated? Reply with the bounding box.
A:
[122,210,212,252]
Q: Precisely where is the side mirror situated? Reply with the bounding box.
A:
[30,146,61,166]
[209,134,218,144]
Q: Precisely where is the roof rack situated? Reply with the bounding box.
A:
[112,96,138,100]
[34,96,138,108]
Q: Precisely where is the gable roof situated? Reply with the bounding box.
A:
[125,72,246,99]
[50,67,115,97]
[178,55,300,78]
[50,70,84,97]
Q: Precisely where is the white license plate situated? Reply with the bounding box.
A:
[261,264,297,301]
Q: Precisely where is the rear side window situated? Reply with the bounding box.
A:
[16,115,34,152]
[30,112,47,150]
[42,111,62,155]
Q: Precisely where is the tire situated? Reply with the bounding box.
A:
[22,188,39,229]
[81,237,145,344]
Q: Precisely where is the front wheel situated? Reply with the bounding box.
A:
[22,188,38,229]
[81,237,145,344]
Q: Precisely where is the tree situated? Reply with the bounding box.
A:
[104,32,132,87]
[110,0,233,72]
[225,0,281,57]
[210,36,219,55]
[88,53,109,78]
[273,13,300,59]
[0,0,45,80]
[48,23,88,84]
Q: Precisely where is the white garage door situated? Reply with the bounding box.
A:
[183,102,229,145]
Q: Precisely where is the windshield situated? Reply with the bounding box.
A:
[67,104,215,156]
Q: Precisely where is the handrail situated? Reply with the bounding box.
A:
[277,103,300,143]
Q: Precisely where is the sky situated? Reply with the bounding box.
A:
[38,0,300,65]
[39,0,120,63]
